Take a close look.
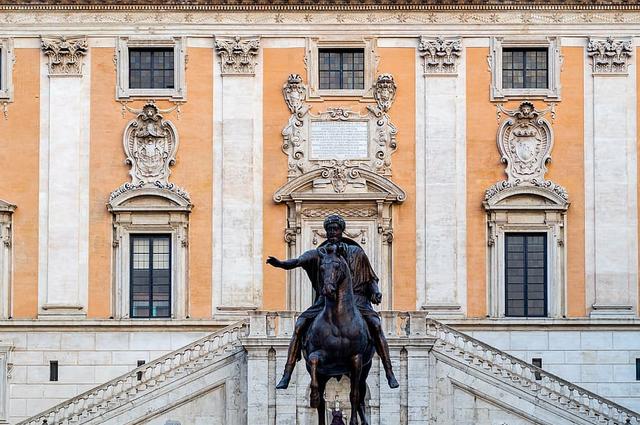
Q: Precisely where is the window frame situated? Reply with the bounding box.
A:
[504,232,548,318]
[318,48,366,91]
[490,37,561,101]
[306,37,377,99]
[129,234,172,319]
[501,47,549,90]
[116,36,186,100]
[0,38,14,101]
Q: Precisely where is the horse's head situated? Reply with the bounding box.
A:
[318,244,349,301]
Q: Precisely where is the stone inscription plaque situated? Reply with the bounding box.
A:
[310,120,369,160]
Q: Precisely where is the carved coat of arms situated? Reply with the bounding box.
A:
[124,103,178,186]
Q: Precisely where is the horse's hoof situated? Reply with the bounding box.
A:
[309,389,321,408]
[275,374,290,390]
[387,374,399,389]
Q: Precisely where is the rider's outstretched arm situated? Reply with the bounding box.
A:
[266,256,301,270]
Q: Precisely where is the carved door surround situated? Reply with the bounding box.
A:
[108,102,191,319]
[484,101,570,318]
[276,73,405,311]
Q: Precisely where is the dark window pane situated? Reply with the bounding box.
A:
[130,235,171,318]
[502,48,548,89]
[505,233,547,317]
[129,48,174,89]
[318,48,365,90]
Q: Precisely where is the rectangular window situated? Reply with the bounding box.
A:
[49,361,58,382]
[502,48,548,89]
[505,233,547,317]
[129,48,174,90]
[318,49,365,90]
[130,235,171,318]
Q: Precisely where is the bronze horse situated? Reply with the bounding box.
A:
[303,244,375,425]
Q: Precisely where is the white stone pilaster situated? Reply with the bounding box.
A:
[38,37,90,318]
[586,38,638,318]
[417,37,466,318]
[213,37,263,318]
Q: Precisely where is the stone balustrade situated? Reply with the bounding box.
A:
[17,321,248,425]
[427,319,640,425]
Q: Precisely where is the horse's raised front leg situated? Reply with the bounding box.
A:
[308,350,326,409]
[349,354,363,425]
[316,375,329,425]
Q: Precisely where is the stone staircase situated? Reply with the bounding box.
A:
[17,313,640,425]
[17,321,248,425]
[426,319,640,425]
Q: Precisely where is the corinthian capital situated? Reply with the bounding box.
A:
[587,37,633,74]
[41,36,88,76]
[214,36,260,75]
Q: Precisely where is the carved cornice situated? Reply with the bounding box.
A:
[41,36,88,76]
[587,37,633,74]
[2,11,640,25]
[418,36,462,75]
[2,1,639,10]
[214,36,260,75]
[302,207,377,218]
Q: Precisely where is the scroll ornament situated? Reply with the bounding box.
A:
[109,102,189,202]
[485,102,568,201]
[214,36,260,75]
[41,36,88,76]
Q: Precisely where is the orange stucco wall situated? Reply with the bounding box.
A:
[171,48,213,318]
[88,48,126,318]
[261,48,304,310]
[88,47,213,318]
[261,47,416,310]
[466,47,586,318]
[548,47,585,317]
[378,48,416,310]
[466,47,501,317]
[0,49,40,318]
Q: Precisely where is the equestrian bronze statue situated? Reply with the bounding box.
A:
[266,214,399,424]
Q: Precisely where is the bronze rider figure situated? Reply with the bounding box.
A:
[266,214,399,390]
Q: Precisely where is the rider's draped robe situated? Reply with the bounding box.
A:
[296,237,380,321]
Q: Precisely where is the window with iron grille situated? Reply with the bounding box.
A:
[502,48,548,89]
[129,48,175,90]
[130,235,171,318]
[505,233,547,317]
[318,49,365,90]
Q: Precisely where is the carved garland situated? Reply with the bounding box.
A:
[109,102,190,203]
[281,73,398,193]
[214,36,260,75]
[587,37,633,74]
[485,101,567,201]
[41,36,88,76]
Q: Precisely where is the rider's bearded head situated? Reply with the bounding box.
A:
[323,215,345,243]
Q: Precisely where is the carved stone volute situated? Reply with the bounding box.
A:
[41,36,88,76]
[214,36,260,75]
